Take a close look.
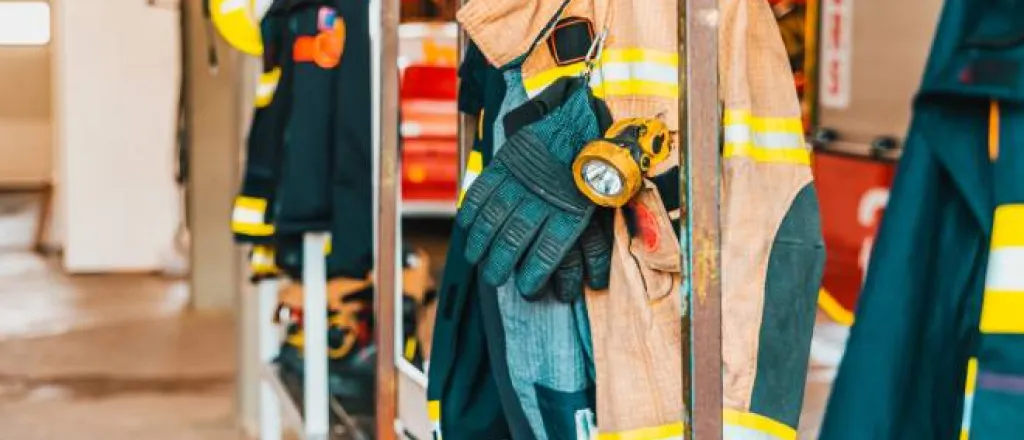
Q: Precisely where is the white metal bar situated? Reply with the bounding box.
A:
[260,364,309,436]
[257,278,283,440]
[302,232,330,440]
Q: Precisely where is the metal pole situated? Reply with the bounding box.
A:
[455,0,474,188]
[302,232,331,440]
[258,278,283,440]
[679,0,723,438]
[372,0,400,437]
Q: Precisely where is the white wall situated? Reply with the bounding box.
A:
[52,0,181,272]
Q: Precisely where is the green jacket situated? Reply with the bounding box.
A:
[821,1,1024,438]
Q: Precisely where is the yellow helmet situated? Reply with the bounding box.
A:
[209,0,270,56]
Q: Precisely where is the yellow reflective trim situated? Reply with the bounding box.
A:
[723,110,805,134]
[979,290,1024,333]
[286,331,304,348]
[723,410,797,440]
[597,422,684,440]
[601,48,678,65]
[961,430,969,440]
[255,67,282,108]
[592,80,678,99]
[467,150,483,173]
[522,48,678,96]
[724,143,811,165]
[989,100,999,161]
[818,287,855,326]
[232,221,275,236]
[235,196,268,211]
[457,151,485,208]
[965,357,978,394]
[404,337,417,361]
[992,205,1024,248]
[427,400,441,421]
[523,63,589,94]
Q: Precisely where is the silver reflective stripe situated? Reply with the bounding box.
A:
[593,62,678,84]
[724,424,787,440]
[986,248,1024,291]
[722,125,804,149]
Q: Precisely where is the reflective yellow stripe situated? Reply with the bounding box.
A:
[592,81,678,99]
[255,67,281,108]
[232,197,273,236]
[979,290,1024,334]
[724,143,811,165]
[723,110,805,134]
[404,337,417,361]
[427,400,441,421]
[250,245,277,274]
[232,221,275,237]
[235,196,267,210]
[523,63,589,95]
[992,205,1024,248]
[723,110,809,165]
[989,101,999,161]
[965,357,978,394]
[523,48,679,98]
[601,48,679,65]
[961,358,977,440]
[597,422,684,440]
[456,150,484,208]
[723,410,797,440]
[818,287,855,326]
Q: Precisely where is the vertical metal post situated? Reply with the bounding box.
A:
[372,0,400,437]
[303,232,331,440]
[679,0,723,438]
[455,0,474,188]
[258,278,283,440]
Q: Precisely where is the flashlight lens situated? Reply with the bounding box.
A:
[581,159,624,197]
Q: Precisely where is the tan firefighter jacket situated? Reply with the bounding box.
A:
[448,0,825,438]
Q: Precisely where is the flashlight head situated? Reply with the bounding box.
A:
[573,140,643,208]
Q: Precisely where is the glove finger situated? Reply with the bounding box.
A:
[520,282,554,302]
[552,246,584,303]
[464,181,527,264]
[455,165,508,230]
[515,210,591,297]
[481,196,549,287]
[580,220,612,290]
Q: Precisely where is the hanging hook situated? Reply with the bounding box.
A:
[583,27,609,77]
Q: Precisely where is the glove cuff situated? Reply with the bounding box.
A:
[497,130,593,215]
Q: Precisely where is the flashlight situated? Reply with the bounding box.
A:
[573,118,672,207]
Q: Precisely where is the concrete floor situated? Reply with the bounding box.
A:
[0,251,244,440]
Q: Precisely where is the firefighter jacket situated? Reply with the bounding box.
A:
[232,4,292,246]
[245,0,373,281]
[427,0,824,439]
[821,0,1024,438]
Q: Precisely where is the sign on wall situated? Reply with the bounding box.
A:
[820,0,853,109]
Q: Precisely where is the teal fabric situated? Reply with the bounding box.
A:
[457,77,601,299]
[749,184,824,428]
[234,8,292,245]
[821,0,1024,437]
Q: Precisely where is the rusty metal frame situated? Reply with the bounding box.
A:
[373,0,401,438]
[679,0,723,438]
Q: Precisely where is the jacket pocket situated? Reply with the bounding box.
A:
[534,384,596,440]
